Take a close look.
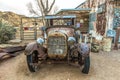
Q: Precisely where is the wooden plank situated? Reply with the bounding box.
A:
[114,27,120,50]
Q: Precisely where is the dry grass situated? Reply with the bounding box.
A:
[0,50,120,80]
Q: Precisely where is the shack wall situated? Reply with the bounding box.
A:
[77,0,119,36]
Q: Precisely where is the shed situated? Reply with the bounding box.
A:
[56,8,91,34]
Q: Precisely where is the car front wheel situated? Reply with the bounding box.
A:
[82,56,90,74]
[26,51,39,72]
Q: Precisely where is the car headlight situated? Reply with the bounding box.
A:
[37,38,44,45]
[68,37,76,45]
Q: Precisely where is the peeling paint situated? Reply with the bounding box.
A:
[76,0,120,37]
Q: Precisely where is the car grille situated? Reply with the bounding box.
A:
[48,36,67,55]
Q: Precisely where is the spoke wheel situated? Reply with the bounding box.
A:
[27,51,39,72]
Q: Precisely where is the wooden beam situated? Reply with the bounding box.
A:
[114,27,120,50]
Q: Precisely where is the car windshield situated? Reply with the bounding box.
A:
[45,15,76,27]
[52,19,73,26]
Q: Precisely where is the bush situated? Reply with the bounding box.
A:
[0,22,16,43]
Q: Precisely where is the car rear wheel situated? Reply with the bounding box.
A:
[26,51,39,72]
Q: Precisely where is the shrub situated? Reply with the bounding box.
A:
[0,22,16,43]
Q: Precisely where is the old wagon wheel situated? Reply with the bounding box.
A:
[27,51,39,72]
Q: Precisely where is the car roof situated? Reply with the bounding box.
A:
[45,15,76,19]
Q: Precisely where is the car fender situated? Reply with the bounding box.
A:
[25,42,47,61]
[24,42,37,55]
[79,43,90,57]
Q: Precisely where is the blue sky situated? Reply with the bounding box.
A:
[0,0,85,16]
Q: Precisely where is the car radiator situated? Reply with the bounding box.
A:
[47,36,67,59]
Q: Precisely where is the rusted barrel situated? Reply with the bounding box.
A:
[102,37,112,52]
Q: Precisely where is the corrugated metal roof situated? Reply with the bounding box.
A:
[60,8,91,11]
[45,15,76,19]
[55,8,91,14]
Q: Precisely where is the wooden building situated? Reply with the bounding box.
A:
[76,0,120,36]
[56,8,91,34]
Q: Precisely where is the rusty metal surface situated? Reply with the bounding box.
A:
[46,27,75,59]
[77,0,117,36]
[0,52,9,59]
[3,46,25,53]
[24,42,36,54]
[102,37,112,52]
[47,27,75,37]
[47,31,67,59]
[0,46,25,61]
[70,43,90,57]
[79,43,90,57]
[96,13,106,35]
[25,42,47,59]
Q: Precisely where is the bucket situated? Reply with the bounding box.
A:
[91,43,100,53]
[102,37,112,52]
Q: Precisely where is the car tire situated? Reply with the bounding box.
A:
[27,51,39,72]
[82,56,90,74]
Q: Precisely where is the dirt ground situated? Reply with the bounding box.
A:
[0,49,120,80]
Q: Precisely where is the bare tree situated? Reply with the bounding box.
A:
[53,5,59,14]
[27,0,56,25]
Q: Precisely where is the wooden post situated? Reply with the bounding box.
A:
[34,19,37,40]
[114,27,120,50]
[20,17,24,40]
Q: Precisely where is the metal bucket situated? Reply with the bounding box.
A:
[102,37,112,52]
[91,43,100,53]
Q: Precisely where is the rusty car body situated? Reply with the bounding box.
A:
[25,15,90,74]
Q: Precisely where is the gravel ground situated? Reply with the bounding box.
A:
[0,50,120,80]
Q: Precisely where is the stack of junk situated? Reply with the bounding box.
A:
[0,45,26,61]
[80,30,116,53]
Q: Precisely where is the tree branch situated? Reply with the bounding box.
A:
[48,0,55,13]
[46,0,48,12]
[36,0,45,25]
[26,0,56,25]
[27,2,40,16]
[39,0,45,12]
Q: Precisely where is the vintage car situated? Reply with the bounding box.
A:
[25,15,90,74]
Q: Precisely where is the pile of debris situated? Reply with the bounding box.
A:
[0,45,26,61]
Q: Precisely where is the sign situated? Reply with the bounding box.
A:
[107,30,116,37]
